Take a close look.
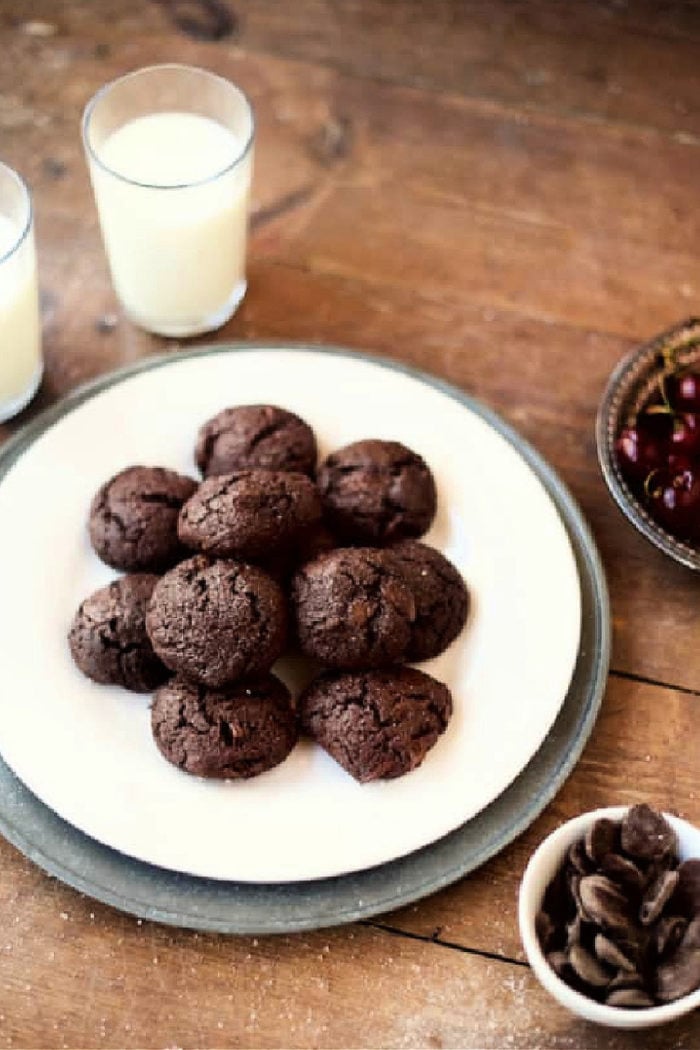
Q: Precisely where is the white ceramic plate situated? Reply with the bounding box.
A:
[0,348,581,882]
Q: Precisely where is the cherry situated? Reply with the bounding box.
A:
[666,371,700,413]
[636,408,674,443]
[647,467,700,542]
[615,426,666,485]
[614,357,700,548]
[668,451,695,475]
[669,413,700,457]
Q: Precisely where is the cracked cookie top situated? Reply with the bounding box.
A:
[145,555,287,688]
[178,469,322,561]
[68,574,168,692]
[298,667,453,782]
[291,547,415,669]
[195,404,317,478]
[151,673,298,779]
[316,439,437,545]
[89,465,197,573]
[389,541,469,662]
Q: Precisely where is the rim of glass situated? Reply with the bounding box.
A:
[81,63,255,191]
[0,162,32,267]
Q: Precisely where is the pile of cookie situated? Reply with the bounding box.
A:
[537,805,700,1007]
[68,404,469,783]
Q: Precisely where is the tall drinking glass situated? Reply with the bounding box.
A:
[82,64,254,337]
[0,163,42,422]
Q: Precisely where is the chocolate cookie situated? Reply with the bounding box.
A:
[291,548,415,669]
[316,439,437,544]
[89,466,197,572]
[151,674,298,779]
[299,667,452,782]
[195,404,317,478]
[146,555,287,687]
[68,574,168,692]
[389,541,469,661]
[178,470,322,561]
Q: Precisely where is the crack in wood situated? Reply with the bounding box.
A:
[363,919,529,968]
[610,668,700,699]
[250,185,316,231]
[254,255,634,344]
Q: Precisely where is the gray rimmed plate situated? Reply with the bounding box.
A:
[0,343,609,932]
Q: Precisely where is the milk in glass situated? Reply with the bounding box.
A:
[88,111,252,336]
[0,214,41,421]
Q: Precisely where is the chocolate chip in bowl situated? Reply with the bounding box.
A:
[597,317,700,570]
[519,805,700,1029]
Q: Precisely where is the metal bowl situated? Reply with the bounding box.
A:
[596,317,700,572]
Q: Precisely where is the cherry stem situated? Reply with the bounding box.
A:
[658,372,673,410]
[661,346,678,371]
[656,331,700,407]
[644,469,664,500]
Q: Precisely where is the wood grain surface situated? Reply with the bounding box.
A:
[1,2,700,1047]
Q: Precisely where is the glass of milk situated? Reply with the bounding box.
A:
[82,64,254,337]
[0,163,42,422]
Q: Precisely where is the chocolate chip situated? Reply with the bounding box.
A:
[594,934,636,972]
[654,916,688,960]
[621,804,677,861]
[565,914,582,949]
[673,859,700,918]
[585,818,619,865]
[681,915,700,950]
[546,950,569,978]
[656,932,700,1002]
[535,910,557,952]
[613,927,650,971]
[568,944,612,988]
[569,838,593,874]
[644,853,677,890]
[608,970,644,992]
[600,852,645,895]
[655,920,700,1002]
[641,869,680,926]
[579,875,633,935]
[568,872,586,918]
[606,988,655,1008]
[543,863,575,927]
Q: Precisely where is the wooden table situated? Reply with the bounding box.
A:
[1,2,699,1046]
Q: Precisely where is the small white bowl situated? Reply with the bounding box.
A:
[519,806,700,1029]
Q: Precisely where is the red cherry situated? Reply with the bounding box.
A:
[668,452,695,475]
[666,371,700,413]
[637,409,673,443]
[647,467,700,542]
[669,413,700,457]
[615,426,666,485]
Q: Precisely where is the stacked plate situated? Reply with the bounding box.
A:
[0,345,609,933]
